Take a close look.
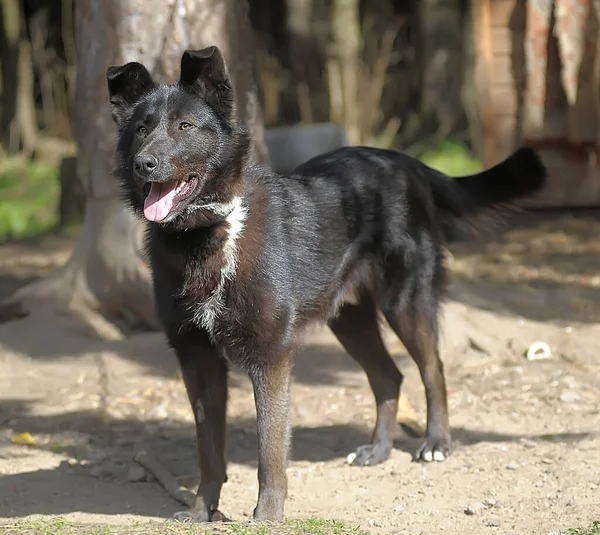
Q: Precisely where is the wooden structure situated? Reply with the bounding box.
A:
[471,0,600,207]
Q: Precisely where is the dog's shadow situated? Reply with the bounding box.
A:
[229,422,593,466]
[0,397,593,519]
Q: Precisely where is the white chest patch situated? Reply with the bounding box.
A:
[191,196,248,334]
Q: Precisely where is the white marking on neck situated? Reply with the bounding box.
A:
[186,200,236,218]
[192,196,248,334]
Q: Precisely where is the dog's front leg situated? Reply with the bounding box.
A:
[249,353,292,522]
[171,334,229,523]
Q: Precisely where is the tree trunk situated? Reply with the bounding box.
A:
[0,0,23,152]
[330,0,362,144]
[5,0,269,334]
[58,155,85,229]
[286,0,315,123]
[418,0,467,143]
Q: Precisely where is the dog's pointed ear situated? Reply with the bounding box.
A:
[106,62,155,129]
[178,46,235,118]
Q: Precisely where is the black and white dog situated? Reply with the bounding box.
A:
[107,45,546,522]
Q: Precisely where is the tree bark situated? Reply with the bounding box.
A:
[286,0,315,123]
[330,0,362,144]
[6,0,269,334]
[0,0,23,152]
[418,0,467,143]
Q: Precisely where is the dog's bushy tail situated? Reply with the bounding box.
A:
[455,147,547,212]
[431,147,547,217]
[431,147,547,242]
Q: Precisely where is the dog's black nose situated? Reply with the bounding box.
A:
[134,154,158,177]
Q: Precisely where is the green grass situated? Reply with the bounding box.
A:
[418,140,484,177]
[0,157,60,242]
[568,522,600,535]
[0,518,372,535]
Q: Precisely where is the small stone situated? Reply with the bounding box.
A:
[127,465,147,482]
[506,462,519,470]
[541,458,554,465]
[486,520,500,527]
[346,452,357,465]
[393,504,406,513]
[484,498,497,507]
[464,502,487,515]
[520,438,536,448]
[89,461,119,479]
[58,460,73,471]
[563,376,577,388]
[559,391,580,403]
[147,404,168,420]
[90,465,104,477]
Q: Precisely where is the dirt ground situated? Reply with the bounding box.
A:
[0,210,599,535]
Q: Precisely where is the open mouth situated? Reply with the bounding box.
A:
[143,175,198,222]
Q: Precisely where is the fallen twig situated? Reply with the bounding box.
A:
[134,450,195,507]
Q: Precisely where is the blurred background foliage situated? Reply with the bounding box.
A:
[0,0,480,242]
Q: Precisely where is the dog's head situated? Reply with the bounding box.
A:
[107,46,252,227]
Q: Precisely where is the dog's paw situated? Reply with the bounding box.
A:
[253,489,285,522]
[169,511,203,523]
[169,509,230,523]
[416,437,451,462]
[347,443,392,466]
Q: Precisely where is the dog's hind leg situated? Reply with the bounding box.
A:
[170,333,229,523]
[249,352,292,521]
[382,304,451,462]
[329,297,403,466]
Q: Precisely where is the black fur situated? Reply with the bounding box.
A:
[107,46,547,523]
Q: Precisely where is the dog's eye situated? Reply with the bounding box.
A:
[137,125,147,135]
[179,122,193,130]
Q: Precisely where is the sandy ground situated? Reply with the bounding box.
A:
[0,211,599,535]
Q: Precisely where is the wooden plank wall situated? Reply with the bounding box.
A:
[472,0,524,165]
[471,0,600,207]
[489,0,525,162]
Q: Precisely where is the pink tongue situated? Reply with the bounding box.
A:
[143,182,179,222]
